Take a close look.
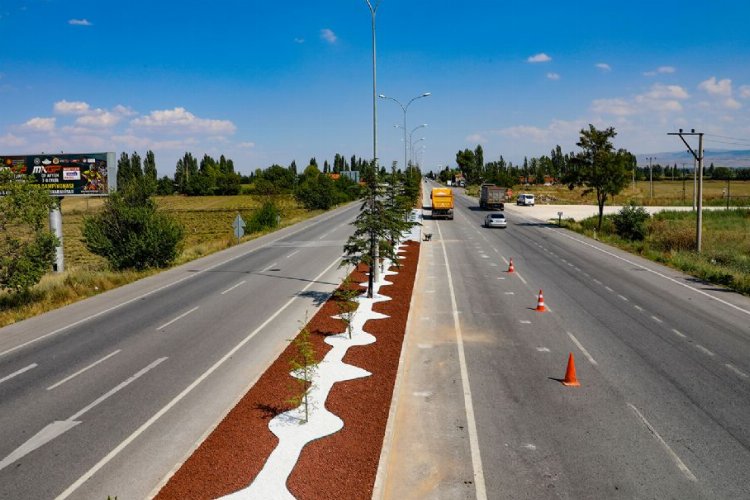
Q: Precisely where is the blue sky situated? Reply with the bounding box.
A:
[1,0,749,175]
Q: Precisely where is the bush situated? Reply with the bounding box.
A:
[247,201,280,233]
[613,203,650,241]
[83,193,184,270]
[648,219,695,252]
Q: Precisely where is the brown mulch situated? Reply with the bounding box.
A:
[157,240,420,499]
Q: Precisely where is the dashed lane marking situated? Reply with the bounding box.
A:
[725,364,749,379]
[567,332,598,366]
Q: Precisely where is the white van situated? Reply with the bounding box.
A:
[517,194,535,206]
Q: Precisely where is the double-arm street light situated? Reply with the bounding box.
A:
[379,92,431,171]
[411,137,426,166]
[365,0,381,293]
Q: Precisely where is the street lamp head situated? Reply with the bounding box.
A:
[378,94,386,98]
[422,92,431,97]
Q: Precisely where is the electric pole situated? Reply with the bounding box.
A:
[668,129,704,252]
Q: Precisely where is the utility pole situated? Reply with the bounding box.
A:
[668,129,704,252]
[365,0,381,296]
[647,156,654,201]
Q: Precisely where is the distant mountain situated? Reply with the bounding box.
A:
[636,150,750,168]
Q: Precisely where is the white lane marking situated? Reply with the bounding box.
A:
[651,316,663,324]
[672,328,686,338]
[156,306,199,331]
[593,278,602,285]
[536,347,551,352]
[412,391,433,398]
[505,292,515,295]
[286,250,300,258]
[496,277,506,280]
[69,358,167,421]
[220,280,246,295]
[566,332,598,366]
[553,229,750,318]
[634,305,645,312]
[262,262,279,272]
[604,286,614,292]
[574,267,581,272]
[523,443,537,450]
[695,345,715,357]
[436,222,488,500]
[417,343,433,349]
[0,358,166,473]
[0,207,356,360]
[725,363,749,379]
[318,231,331,240]
[627,403,697,482]
[56,255,344,500]
[567,263,574,268]
[520,320,532,324]
[47,350,121,391]
[0,363,37,385]
[618,295,629,302]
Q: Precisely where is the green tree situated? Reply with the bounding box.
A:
[174,152,198,194]
[116,152,131,190]
[143,150,158,196]
[565,125,632,230]
[0,172,59,294]
[83,190,184,270]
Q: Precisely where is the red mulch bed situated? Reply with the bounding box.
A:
[157,240,420,499]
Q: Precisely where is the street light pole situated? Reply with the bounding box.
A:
[409,123,427,168]
[647,156,654,201]
[411,137,425,166]
[379,92,431,172]
[365,0,381,294]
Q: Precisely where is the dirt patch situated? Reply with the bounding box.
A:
[157,241,420,499]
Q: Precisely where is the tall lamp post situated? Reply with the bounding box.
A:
[409,124,427,168]
[411,137,426,166]
[646,156,655,201]
[365,0,381,294]
[379,92,431,172]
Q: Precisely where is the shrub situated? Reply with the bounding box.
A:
[83,193,184,270]
[247,200,280,233]
[613,203,650,241]
[648,219,695,252]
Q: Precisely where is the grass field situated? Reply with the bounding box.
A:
[513,179,750,207]
[0,194,325,326]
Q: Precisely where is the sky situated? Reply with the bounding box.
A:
[1,0,750,176]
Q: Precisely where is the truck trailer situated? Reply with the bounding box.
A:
[430,187,454,220]
[479,184,508,210]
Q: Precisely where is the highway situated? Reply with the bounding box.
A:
[379,181,750,499]
[0,202,359,499]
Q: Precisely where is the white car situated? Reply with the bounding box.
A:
[517,194,535,206]
[484,212,507,228]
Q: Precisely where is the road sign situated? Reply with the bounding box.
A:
[232,214,245,243]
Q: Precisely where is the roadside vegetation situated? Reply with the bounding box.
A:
[562,207,750,295]
[0,151,369,327]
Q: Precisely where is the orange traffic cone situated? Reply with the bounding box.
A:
[535,289,546,312]
[562,352,580,386]
[507,258,515,273]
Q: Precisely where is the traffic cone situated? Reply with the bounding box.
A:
[507,258,515,273]
[535,290,546,312]
[562,352,580,387]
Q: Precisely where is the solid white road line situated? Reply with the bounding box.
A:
[47,350,121,391]
[566,332,598,366]
[553,229,750,318]
[156,307,199,331]
[627,403,697,482]
[695,345,715,357]
[436,222,488,500]
[220,281,246,295]
[672,329,687,338]
[0,363,37,386]
[56,255,343,500]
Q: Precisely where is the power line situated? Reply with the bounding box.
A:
[704,133,750,143]
[704,138,750,148]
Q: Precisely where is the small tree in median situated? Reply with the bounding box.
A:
[287,314,317,423]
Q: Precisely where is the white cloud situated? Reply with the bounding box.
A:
[131,107,236,135]
[527,53,551,63]
[76,111,121,128]
[113,104,137,116]
[238,141,256,149]
[54,100,91,115]
[724,97,742,110]
[595,63,611,72]
[546,72,560,80]
[294,37,305,44]
[496,119,585,143]
[68,19,92,26]
[320,28,337,44]
[592,98,636,116]
[21,117,56,132]
[740,85,750,99]
[698,76,732,97]
[644,66,676,77]
[0,133,25,147]
[465,133,487,144]
[642,84,689,100]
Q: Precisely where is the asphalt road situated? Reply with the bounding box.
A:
[0,202,360,499]
[379,181,750,499]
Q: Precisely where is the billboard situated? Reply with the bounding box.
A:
[0,152,116,196]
